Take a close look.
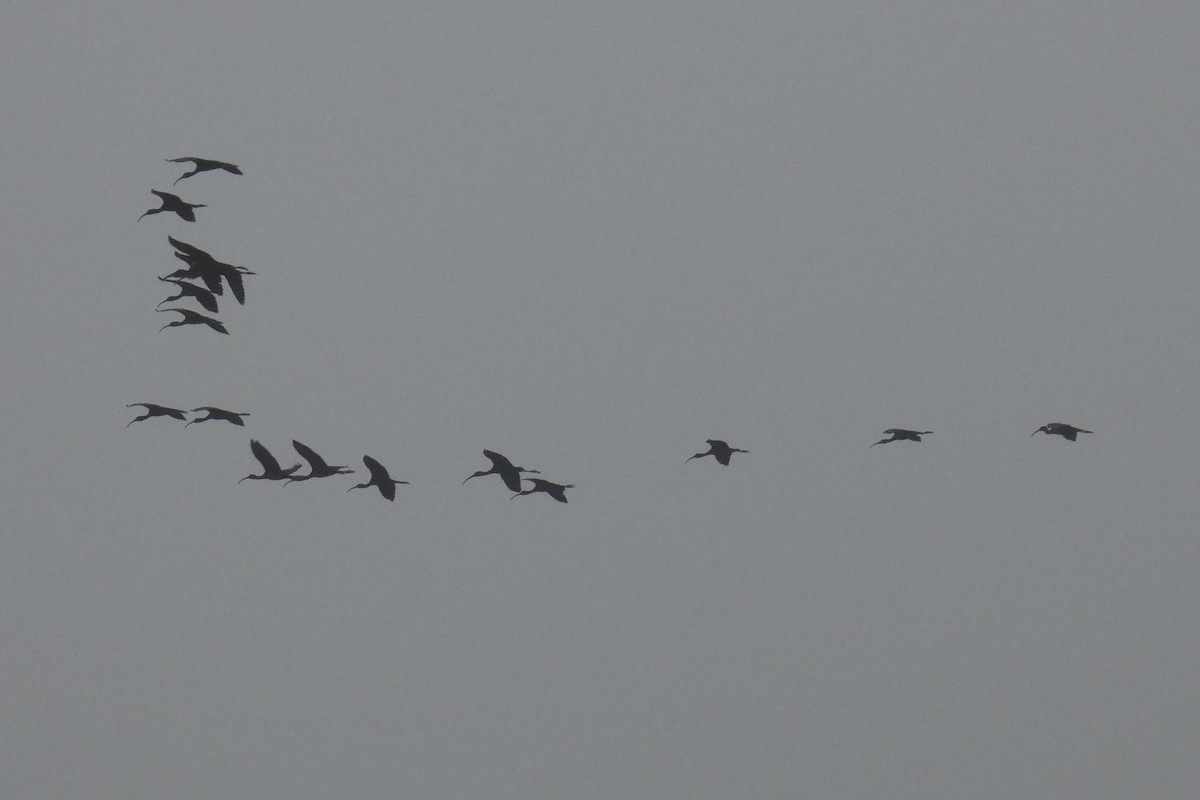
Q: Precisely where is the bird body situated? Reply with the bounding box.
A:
[347,455,410,501]
[166,156,243,184]
[686,439,748,465]
[463,449,539,493]
[1033,423,1092,441]
[157,307,228,334]
[126,403,187,426]
[157,276,219,313]
[870,429,932,447]
[187,407,249,427]
[286,440,353,482]
[239,440,302,483]
[512,478,573,503]
[139,190,206,222]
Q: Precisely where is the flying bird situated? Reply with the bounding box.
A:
[238,439,302,483]
[166,156,243,184]
[1032,423,1092,441]
[166,236,253,305]
[463,449,540,493]
[126,403,187,427]
[186,407,249,427]
[511,478,574,504]
[286,440,354,483]
[347,455,410,501]
[157,276,219,314]
[869,429,933,447]
[138,189,206,222]
[686,439,748,465]
[157,307,228,334]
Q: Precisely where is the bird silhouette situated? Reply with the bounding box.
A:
[511,478,573,503]
[157,307,228,334]
[167,236,253,305]
[286,440,354,483]
[686,439,748,465]
[157,276,219,314]
[463,449,540,493]
[138,190,206,222]
[186,407,249,427]
[238,439,302,483]
[347,455,410,501]
[166,156,243,184]
[126,403,187,427]
[1032,423,1092,441]
[869,429,933,447]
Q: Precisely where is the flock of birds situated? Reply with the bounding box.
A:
[130,156,1093,503]
[139,158,254,336]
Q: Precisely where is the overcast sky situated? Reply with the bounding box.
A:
[3,3,1199,798]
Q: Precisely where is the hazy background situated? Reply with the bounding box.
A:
[3,3,1198,798]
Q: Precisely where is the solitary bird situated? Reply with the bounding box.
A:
[686,439,748,465]
[126,402,187,427]
[1032,423,1092,441]
[347,455,410,501]
[286,440,354,483]
[463,449,540,493]
[138,189,206,222]
[157,307,228,334]
[511,478,573,504]
[186,407,249,427]
[167,236,253,305]
[870,429,933,447]
[238,439,302,483]
[166,156,243,184]
[157,276,219,314]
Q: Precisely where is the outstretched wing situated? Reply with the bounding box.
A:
[168,235,210,260]
[250,439,283,472]
[482,449,514,471]
[221,266,246,305]
[362,455,390,483]
[292,440,331,471]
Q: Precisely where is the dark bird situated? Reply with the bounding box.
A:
[138,189,206,222]
[870,429,933,447]
[286,440,354,483]
[1032,423,1092,441]
[347,455,410,501]
[166,236,253,305]
[686,439,748,465]
[238,439,302,483]
[166,156,243,184]
[186,407,249,427]
[157,307,228,334]
[157,276,219,314]
[463,449,540,493]
[511,478,573,504]
[126,403,187,427]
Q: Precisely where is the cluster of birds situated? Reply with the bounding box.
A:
[128,156,420,503]
[139,157,253,335]
[127,400,564,502]
[130,156,1093,504]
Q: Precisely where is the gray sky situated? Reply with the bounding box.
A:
[3,2,1199,798]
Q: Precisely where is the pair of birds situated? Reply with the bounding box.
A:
[127,403,248,427]
[157,236,255,335]
[241,440,409,501]
[867,423,1093,447]
[463,449,573,502]
[137,157,243,223]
